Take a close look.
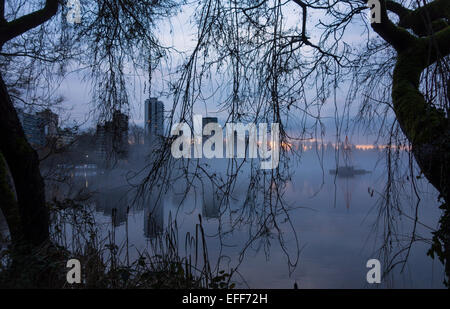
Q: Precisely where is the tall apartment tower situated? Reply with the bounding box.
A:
[145,97,164,143]
[96,110,129,162]
[36,109,59,137]
[17,108,59,148]
[202,116,218,142]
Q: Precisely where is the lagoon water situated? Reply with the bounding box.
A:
[14,147,446,288]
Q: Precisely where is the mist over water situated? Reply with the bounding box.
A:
[39,145,445,288]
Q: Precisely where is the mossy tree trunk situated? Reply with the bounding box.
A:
[373,0,450,201]
[373,0,450,284]
[392,39,450,202]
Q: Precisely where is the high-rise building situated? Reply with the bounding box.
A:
[17,109,44,146]
[36,109,59,138]
[202,116,219,148]
[17,108,59,148]
[56,128,75,148]
[202,117,218,130]
[96,110,129,162]
[202,117,218,135]
[145,97,164,143]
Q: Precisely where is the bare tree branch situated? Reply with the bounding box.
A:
[0,0,59,47]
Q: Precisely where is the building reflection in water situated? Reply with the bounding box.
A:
[202,181,221,219]
[94,186,129,227]
[144,194,164,238]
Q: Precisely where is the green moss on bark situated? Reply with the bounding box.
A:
[392,45,449,146]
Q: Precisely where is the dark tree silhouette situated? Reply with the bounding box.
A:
[162,0,449,282]
[0,0,177,248]
[0,0,58,246]
[0,0,449,285]
[175,0,449,202]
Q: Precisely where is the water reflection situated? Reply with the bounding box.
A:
[94,186,129,227]
[144,194,164,238]
[202,182,220,219]
[41,150,445,288]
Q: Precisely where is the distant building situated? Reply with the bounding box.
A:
[17,109,44,146]
[57,128,76,148]
[17,108,59,148]
[96,110,129,161]
[145,97,164,144]
[128,124,145,145]
[36,109,59,138]
[202,117,219,148]
[202,117,218,132]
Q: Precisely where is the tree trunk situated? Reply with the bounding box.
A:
[0,72,49,247]
[0,151,22,243]
[391,43,450,202]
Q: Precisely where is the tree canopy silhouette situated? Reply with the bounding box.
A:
[0,0,449,284]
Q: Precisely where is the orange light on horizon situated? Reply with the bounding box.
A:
[355,144,376,150]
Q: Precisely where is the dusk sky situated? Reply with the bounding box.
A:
[55,3,382,144]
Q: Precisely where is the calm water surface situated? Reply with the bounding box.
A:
[44,149,446,288]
